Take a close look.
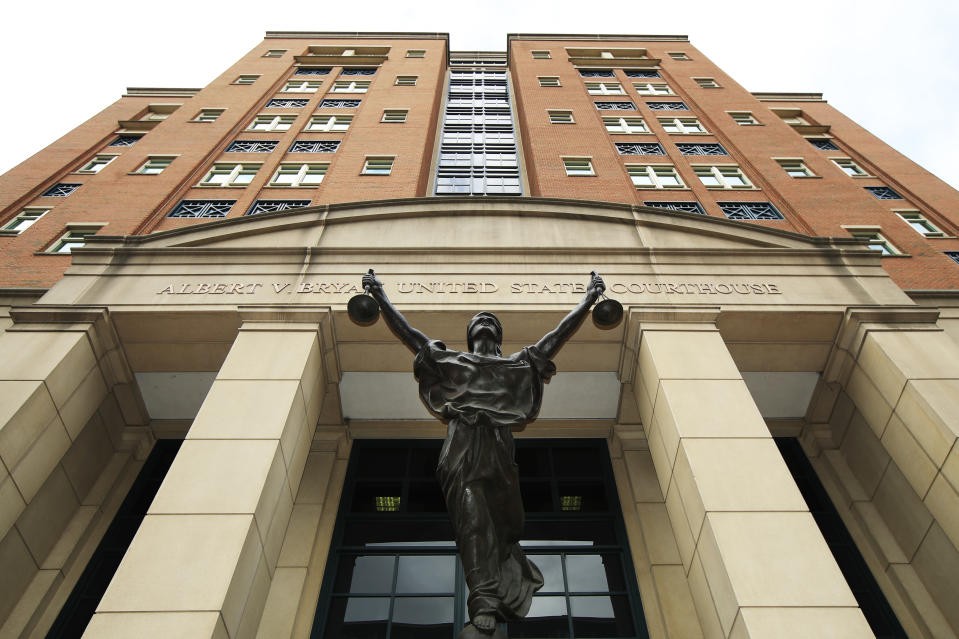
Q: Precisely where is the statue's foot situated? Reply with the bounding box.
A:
[457,616,506,639]
[473,614,497,633]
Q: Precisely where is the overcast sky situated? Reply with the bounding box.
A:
[2,0,957,190]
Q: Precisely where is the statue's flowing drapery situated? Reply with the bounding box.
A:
[414,339,555,621]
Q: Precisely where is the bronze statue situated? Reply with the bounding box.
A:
[359,270,607,637]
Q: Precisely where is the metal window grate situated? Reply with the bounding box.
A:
[623,69,660,78]
[808,138,839,150]
[246,200,312,215]
[646,101,689,110]
[341,68,376,75]
[864,186,903,200]
[579,69,614,77]
[225,141,278,153]
[294,67,331,75]
[717,201,784,220]
[108,135,140,147]
[266,98,309,108]
[319,99,361,108]
[42,183,81,197]
[168,200,236,218]
[675,143,727,156]
[289,140,341,153]
[644,201,706,214]
[594,101,637,110]
[946,252,959,265]
[615,143,666,155]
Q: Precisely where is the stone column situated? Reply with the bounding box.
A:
[625,309,872,639]
[87,308,331,639]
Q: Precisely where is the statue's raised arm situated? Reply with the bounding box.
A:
[361,269,430,353]
[533,271,606,359]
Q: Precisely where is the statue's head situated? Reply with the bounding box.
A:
[467,312,503,354]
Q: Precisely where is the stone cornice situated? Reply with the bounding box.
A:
[752,92,826,102]
[266,31,449,41]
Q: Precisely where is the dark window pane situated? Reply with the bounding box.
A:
[409,447,441,477]
[570,595,634,637]
[524,520,617,545]
[516,447,550,477]
[324,597,389,639]
[351,482,404,513]
[557,482,608,512]
[529,555,564,592]
[334,555,395,593]
[566,554,626,592]
[552,447,602,478]
[521,481,554,512]
[508,596,569,638]
[407,480,446,512]
[342,520,456,545]
[356,447,408,478]
[390,597,454,639]
[396,556,456,593]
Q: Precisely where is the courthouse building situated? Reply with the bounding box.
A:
[2,31,959,639]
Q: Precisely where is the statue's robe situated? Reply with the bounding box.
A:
[414,339,552,621]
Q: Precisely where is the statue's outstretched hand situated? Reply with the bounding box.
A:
[588,271,606,299]
[362,269,383,292]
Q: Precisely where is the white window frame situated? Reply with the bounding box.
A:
[76,154,118,174]
[694,77,720,88]
[668,51,690,60]
[382,109,408,123]
[728,111,759,126]
[693,165,753,189]
[2,207,49,233]
[248,114,297,131]
[306,114,352,132]
[198,163,260,187]
[394,76,418,86]
[531,50,551,59]
[538,76,561,87]
[362,157,395,175]
[263,49,287,58]
[548,110,574,124]
[281,80,322,93]
[632,82,673,96]
[776,158,817,178]
[830,157,871,177]
[134,156,176,175]
[627,164,685,189]
[563,157,595,176]
[269,163,328,187]
[191,108,225,123]
[603,116,649,134]
[585,81,625,95]
[658,117,706,134]
[405,49,425,58]
[46,224,104,254]
[233,74,260,85]
[895,210,945,238]
[843,226,900,255]
[331,80,371,93]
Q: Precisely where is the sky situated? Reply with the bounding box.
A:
[2,0,957,189]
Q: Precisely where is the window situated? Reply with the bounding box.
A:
[192,108,224,122]
[847,228,899,255]
[594,101,636,110]
[269,163,328,186]
[894,211,944,237]
[585,82,625,95]
[246,199,311,215]
[603,116,648,133]
[134,156,175,174]
[2,207,49,233]
[168,200,235,218]
[676,143,727,156]
[313,440,646,639]
[549,110,574,124]
[319,99,361,108]
[198,163,259,187]
[263,49,286,58]
[266,98,309,108]
[729,111,759,126]
[694,77,720,88]
[658,117,706,134]
[307,114,352,131]
[46,226,101,253]
[289,140,340,153]
[777,159,816,178]
[628,164,685,189]
[394,76,417,86]
[643,201,705,214]
[233,75,260,85]
[615,142,666,155]
[694,165,752,189]
[668,51,690,60]
[382,109,408,123]
[341,68,377,76]
[282,80,322,93]
[42,183,81,197]
[331,80,371,93]
[531,50,551,59]
[808,138,839,150]
[77,155,117,174]
[774,110,809,126]
[362,157,394,175]
[579,69,614,78]
[108,134,141,147]
[225,140,278,153]
[623,69,660,78]
[248,114,297,131]
[865,186,903,200]
[718,201,784,220]
[538,76,561,87]
[946,252,959,265]
[406,49,425,58]
[563,157,595,176]
[646,101,689,110]
[632,82,673,95]
[295,67,331,76]
[831,158,870,177]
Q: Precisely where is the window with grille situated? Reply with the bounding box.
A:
[623,69,659,78]
[42,183,81,197]
[295,67,331,76]
[320,99,362,108]
[808,138,839,150]
[342,68,377,75]
[615,143,665,156]
[946,252,959,265]
[168,200,236,218]
[675,143,727,156]
[864,186,903,200]
[311,440,647,639]
[245,200,312,215]
[109,134,141,147]
[717,201,784,220]
[289,140,341,153]
[267,98,310,108]
[645,102,688,111]
[226,141,278,153]
[594,102,636,111]
[643,201,705,214]
[579,69,614,78]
